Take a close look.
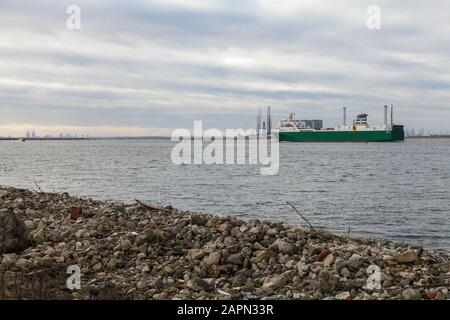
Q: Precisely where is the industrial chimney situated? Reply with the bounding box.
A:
[266,106,272,135]
[391,104,394,127]
[343,107,347,126]
[256,107,262,135]
[384,105,388,127]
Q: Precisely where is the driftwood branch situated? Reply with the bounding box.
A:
[410,282,449,289]
[135,199,173,213]
[33,179,43,193]
[286,201,316,231]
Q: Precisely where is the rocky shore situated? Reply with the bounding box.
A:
[0,186,448,300]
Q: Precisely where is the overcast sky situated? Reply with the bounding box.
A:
[1,0,449,136]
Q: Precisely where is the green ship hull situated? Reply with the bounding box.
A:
[277,125,404,142]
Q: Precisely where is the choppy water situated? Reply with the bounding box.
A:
[0,139,449,250]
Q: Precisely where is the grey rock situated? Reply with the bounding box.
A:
[0,209,29,254]
[334,258,347,273]
[202,252,221,267]
[263,274,288,291]
[273,239,295,255]
[348,254,364,269]
[186,277,212,292]
[188,248,207,260]
[227,253,244,265]
[341,267,351,278]
[393,250,418,264]
[318,270,337,294]
[402,288,421,300]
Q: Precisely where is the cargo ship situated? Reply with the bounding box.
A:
[273,105,404,142]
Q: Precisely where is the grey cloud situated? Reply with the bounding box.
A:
[0,0,449,136]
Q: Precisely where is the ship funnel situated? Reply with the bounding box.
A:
[384,105,388,127]
[343,107,347,126]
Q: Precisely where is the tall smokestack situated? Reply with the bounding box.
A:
[256,107,261,135]
[266,106,272,135]
[384,105,388,127]
[391,104,394,127]
[343,107,347,126]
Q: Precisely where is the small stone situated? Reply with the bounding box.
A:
[188,249,207,260]
[317,249,331,262]
[393,250,418,264]
[191,215,208,226]
[323,254,335,266]
[435,290,446,300]
[186,277,212,292]
[0,209,29,253]
[348,254,364,268]
[75,229,84,239]
[24,220,34,229]
[297,261,309,273]
[31,228,46,244]
[44,247,56,256]
[425,290,438,300]
[232,274,247,287]
[107,258,119,269]
[334,258,347,273]
[93,262,103,272]
[218,223,229,232]
[319,270,337,294]
[402,288,421,300]
[335,291,351,300]
[249,226,261,234]
[285,260,296,269]
[202,252,221,267]
[399,271,416,282]
[341,267,351,278]
[263,275,288,291]
[120,239,132,251]
[136,281,146,290]
[273,239,295,255]
[227,253,244,265]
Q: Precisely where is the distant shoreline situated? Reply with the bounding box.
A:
[1,135,449,141]
[406,136,450,140]
[0,136,170,141]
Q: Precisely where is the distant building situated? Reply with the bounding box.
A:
[300,120,323,130]
[26,131,30,138]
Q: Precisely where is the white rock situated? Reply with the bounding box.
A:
[335,291,351,300]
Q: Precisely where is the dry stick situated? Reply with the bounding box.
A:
[378,282,449,292]
[135,199,173,213]
[33,179,43,193]
[411,282,449,289]
[286,201,316,231]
